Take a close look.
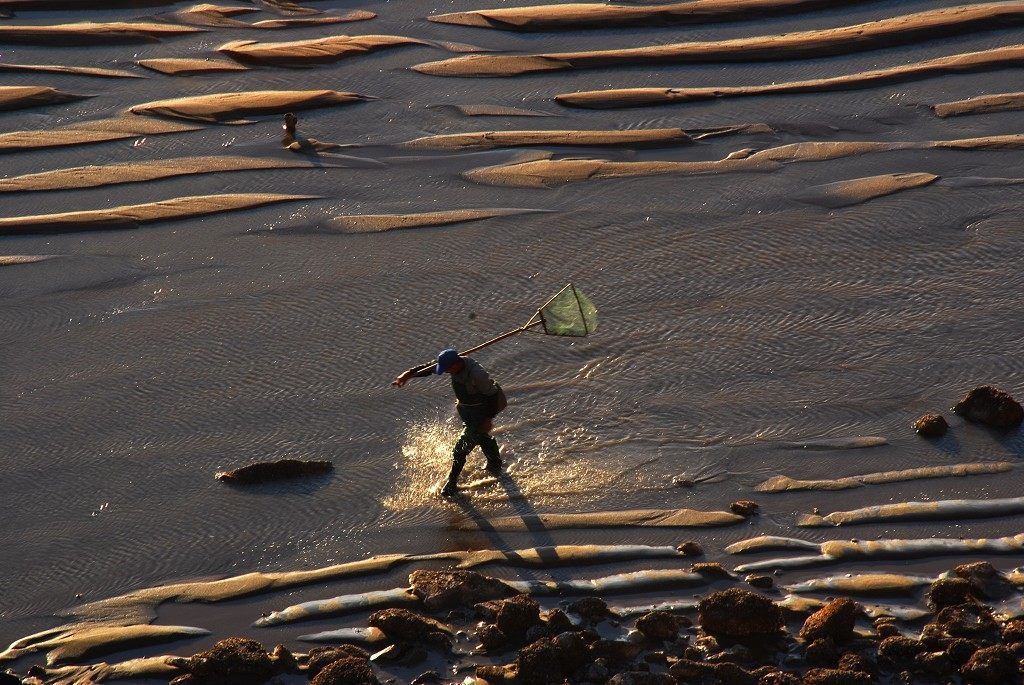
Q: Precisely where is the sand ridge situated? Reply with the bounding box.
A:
[0,117,204,153]
[934,90,1024,117]
[452,507,746,531]
[429,0,861,31]
[332,208,548,232]
[414,3,1024,76]
[0,21,204,45]
[136,57,249,76]
[756,461,1013,492]
[0,624,210,666]
[799,495,1024,527]
[402,128,691,150]
[557,44,1024,108]
[129,89,371,122]
[0,86,89,112]
[217,34,430,66]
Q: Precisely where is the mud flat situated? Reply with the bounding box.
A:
[0,86,88,112]
[0,193,315,234]
[137,57,249,76]
[557,45,1024,108]
[332,208,546,232]
[0,117,203,153]
[0,21,203,45]
[934,91,1024,117]
[756,461,1013,492]
[217,34,427,67]
[402,128,691,150]
[129,89,371,122]
[0,156,329,193]
[429,0,862,31]
[414,3,1024,76]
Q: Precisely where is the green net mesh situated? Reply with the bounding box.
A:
[539,284,598,337]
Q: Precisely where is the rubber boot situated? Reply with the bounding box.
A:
[481,436,502,474]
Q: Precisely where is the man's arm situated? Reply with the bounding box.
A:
[392,363,434,387]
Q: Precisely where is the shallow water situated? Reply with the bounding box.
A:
[2,0,1024,668]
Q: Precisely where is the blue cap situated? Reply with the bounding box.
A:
[435,348,460,375]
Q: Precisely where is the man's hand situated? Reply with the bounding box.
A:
[392,372,411,387]
[480,418,493,435]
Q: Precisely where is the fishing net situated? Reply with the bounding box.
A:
[539,284,598,337]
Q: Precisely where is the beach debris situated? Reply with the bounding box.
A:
[410,570,519,611]
[928,577,978,611]
[745,574,773,589]
[402,128,691,150]
[0,193,316,235]
[137,57,249,76]
[217,35,428,67]
[130,89,371,123]
[0,623,210,665]
[0,85,88,112]
[795,172,938,208]
[333,208,548,233]
[307,645,371,678]
[755,461,1011,493]
[215,458,333,484]
[730,500,760,516]
[452,507,745,530]
[914,413,950,437]
[368,608,452,646]
[678,541,703,556]
[0,156,333,194]
[428,0,859,31]
[934,91,1024,117]
[953,385,1024,429]
[698,588,782,638]
[414,3,1024,76]
[177,637,282,684]
[797,495,1024,527]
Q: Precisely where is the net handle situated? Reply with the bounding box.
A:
[406,315,542,375]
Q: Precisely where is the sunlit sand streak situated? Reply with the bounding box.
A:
[757,462,1012,492]
[0,85,88,112]
[934,91,1024,117]
[733,533,1024,572]
[799,495,1024,527]
[453,508,745,531]
[0,117,203,154]
[129,89,372,123]
[0,21,203,45]
[429,0,864,31]
[557,45,1024,108]
[785,574,935,596]
[415,3,1024,76]
[0,625,210,665]
[463,134,1024,188]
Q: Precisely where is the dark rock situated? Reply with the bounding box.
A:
[927,577,976,611]
[524,625,548,643]
[669,659,757,685]
[877,636,924,669]
[953,385,1024,429]
[760,671,800,685]
[216,458,332,483]
[801,669,872,685]
[946,637,979,666]
[961,644,1021,684]
[875,623,900,638]
[692,562,733,579]
[1002,619,1024,644]
[636,611,681,642]
[606,673,676,685]
[269,644,295,672]
[475,664,514,684]
[745,574,773,589]
[708,643,752,664]
[477,622,508,651]
[310,656,379,685]
[954,561,1014,600]
[731,500,760,516]
[835,653,873,675]
[800,598,856,643]
[934,602,998,639]
[698,588,783,638]
[541,608,574,633]
[915,651,953,678]
[307,646,370,679]
[368,608,450,644]
[804,638,838,667]
[495,594,542,637]
[186,637,275,685]
[408,570,518,611]
[678,541,704,556]
[913,413,948,437]
[515,632,589,685]
[1010,641,1024,659]
[566,597,611,623]
[590,639,643,662]
[0,673,20,685]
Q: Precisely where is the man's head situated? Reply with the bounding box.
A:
[435,348,463,375]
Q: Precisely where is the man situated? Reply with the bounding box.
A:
[393,349,505,497]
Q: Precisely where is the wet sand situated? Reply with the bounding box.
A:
[2,0,1024,679]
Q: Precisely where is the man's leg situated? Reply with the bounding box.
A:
[480,432,501,473]
[442,424,475,496]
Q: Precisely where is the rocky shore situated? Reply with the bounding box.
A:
[8,563,1024,685]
